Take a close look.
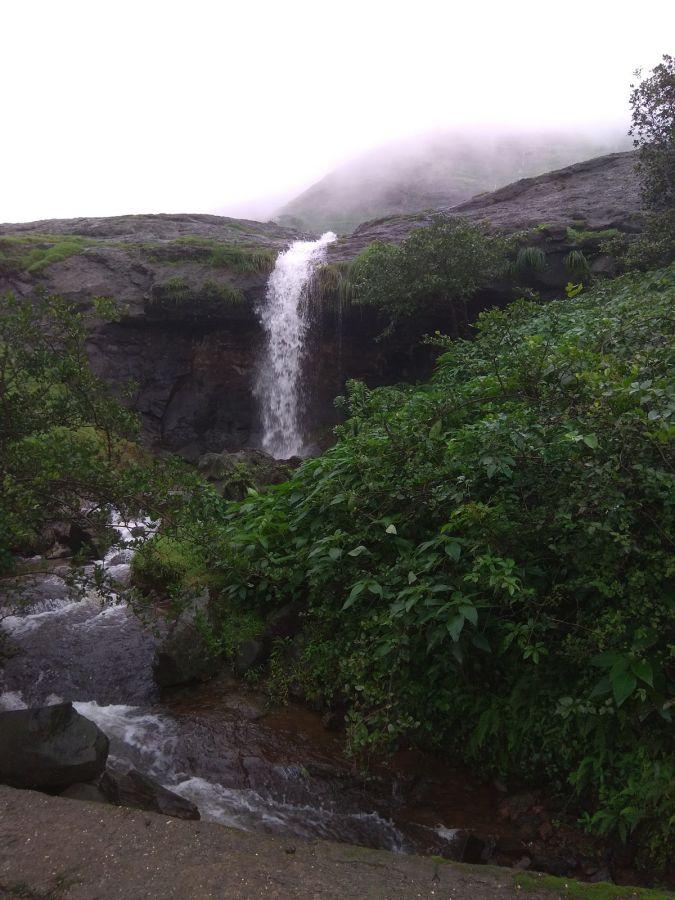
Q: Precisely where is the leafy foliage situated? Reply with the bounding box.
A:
[172,266,674,864]
[629,54,675,208]
[348,216,511,324]
[0,292,192,572]
[600,209,675,273]
[515,245,547,273]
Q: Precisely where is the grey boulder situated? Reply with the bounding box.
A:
[0,703,109,790]
[153,590,221,688]
[100,768,199,820]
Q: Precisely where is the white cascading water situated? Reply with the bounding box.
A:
[256,232,336,458]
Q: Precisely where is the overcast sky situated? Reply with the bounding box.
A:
[2,0,672,223]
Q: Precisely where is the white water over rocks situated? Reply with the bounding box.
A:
[256,232,336,458]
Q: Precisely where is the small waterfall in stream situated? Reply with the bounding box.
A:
[256,232,336,458]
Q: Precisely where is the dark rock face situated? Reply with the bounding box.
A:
[100,768,200,820]
[0,159,646,457]
[234,638,268,677]
[153,590,221,689]
[0,214,305,456]
[0,703,109,790]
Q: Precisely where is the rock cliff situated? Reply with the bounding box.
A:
[0,153,646,457]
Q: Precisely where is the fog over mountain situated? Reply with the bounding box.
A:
[274,127,631,234]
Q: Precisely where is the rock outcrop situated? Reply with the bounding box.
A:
[100,768,200,820]
[275,130,628,234]
[327,152,644,261]
[0,155,647,457]
[152,590,221,689]
[0,702,109,790]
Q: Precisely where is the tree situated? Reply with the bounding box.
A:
[350,216,509,328]
[629,54,675,208]
[0,292,186,572]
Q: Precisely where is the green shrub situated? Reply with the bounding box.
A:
[566,227,620,247]
[349,216,510,322]
[175,265,675,866]
[515,245,547,272]
[149,277,244,308]
[0,291,191,573]
[131,534,205,597]
[564,249,590,275]
[601,210,675,272]
[200,279,245,305]
[145,238,276,273]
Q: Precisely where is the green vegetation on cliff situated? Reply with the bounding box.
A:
[0,234,95,275]
[141,238,276,273]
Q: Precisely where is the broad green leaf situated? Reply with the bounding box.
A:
[631,659,654,687]
[446,614,465,642]
[459,604,478,625]
[612,671,637,707]
[445,542,461,561]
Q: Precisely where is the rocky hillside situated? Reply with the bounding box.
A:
[0,215,310,456]
[328,151,644,260]
[0,153,646,458]
[276,130,629,234]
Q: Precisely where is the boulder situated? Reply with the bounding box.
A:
[0,702,109,790]
[100,768,200,820]
[153,589,221,688]
[234,637,268,676]
[197,449,298,500]
[265,601,304,640]
[60,781,110,805]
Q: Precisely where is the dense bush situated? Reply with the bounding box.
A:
[601,209,675,273]
[349,216,510,328]
[0,292,191,572]
[180,266,674,865]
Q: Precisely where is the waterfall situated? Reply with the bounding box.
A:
[255,232,336,458]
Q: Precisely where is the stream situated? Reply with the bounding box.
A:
[0,526,489,860]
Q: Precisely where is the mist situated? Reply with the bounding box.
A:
[1,0,671,225]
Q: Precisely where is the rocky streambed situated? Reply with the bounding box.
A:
[0,528,634,886]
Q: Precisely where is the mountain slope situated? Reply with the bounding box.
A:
[276,130,630,234]
[327,151,643,262]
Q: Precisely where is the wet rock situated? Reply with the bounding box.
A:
[494,836,528,855]
[60,781,110,805]
[234,637,268,676]
[321,709,345,732]
[589,866,613,883]
[459,833,488,864]
[0,702,109,790]
[100,768,200,820]
[153,590,221,688]
[197,449,298,500]
[530,852,578,877]
[265,602,304,640]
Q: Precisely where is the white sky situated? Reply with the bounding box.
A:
[2,0,672,223]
